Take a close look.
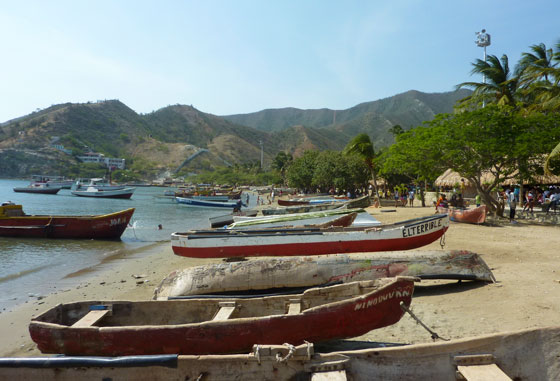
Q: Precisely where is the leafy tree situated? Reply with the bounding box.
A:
[388,124,405,137]
[379,126,447,206]
[312,151,350,193]
[343,133,380,199]
[410,105,560,215]
[271,151,293,184]
[285,151,319,192]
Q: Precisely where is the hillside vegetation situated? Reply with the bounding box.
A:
[0,89,470,178]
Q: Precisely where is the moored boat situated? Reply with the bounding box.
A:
[71,187,136,199]
[72,178,126,191]
[171,214,450,259]
[4,326,560,380]
[175,196,242,209]
[29,277,415,356]
[437,205,488,224]
[0,203,134,239]
[154,250,495,299]
[13,182,61,194]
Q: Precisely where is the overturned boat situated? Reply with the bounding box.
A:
[154,250,495,300]
[437,205,488,224]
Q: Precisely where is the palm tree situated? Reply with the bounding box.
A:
[545,142,560,176]
[457,54,520,107]
[518,42,560,111]
[344,133,379,200]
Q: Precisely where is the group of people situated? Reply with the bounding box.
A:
[502,185,560,221]
[388,188,416,207]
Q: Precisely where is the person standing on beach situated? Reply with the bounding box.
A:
[508,187,517,222]
[475,194,481,207]
[408,189,415,207]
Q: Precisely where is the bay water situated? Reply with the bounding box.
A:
[0,179,252,312]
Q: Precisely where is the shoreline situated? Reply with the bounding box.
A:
[2,203,560,357]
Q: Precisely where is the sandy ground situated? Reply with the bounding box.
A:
[1,203,559,357]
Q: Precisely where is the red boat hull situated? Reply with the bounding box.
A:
[29,278,414,356]
[0,208,135,239]
[437,205,487,224]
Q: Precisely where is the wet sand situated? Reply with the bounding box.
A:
[1,203,559,356]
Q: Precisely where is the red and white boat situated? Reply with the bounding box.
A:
[29,277,415,356]
[171,214,449,259]
[437,205,487,224]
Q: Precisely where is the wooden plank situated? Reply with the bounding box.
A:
[311,370,347,381]
[457,364,512,381]
[212,302,236,321]
[288,299,301,315]
[71,310,110,328]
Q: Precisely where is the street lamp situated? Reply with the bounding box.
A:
[475,29,491,106]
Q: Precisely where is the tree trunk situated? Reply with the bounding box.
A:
[370,168,380,201]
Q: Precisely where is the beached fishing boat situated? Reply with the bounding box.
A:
[8,326,559,380]
[262,195,371,215]
[209,209,258,228]
[175,196,242,209]
[13,182,61,194]
[437,205,488,224]
[171,214,449,259]
[0,203,134,239]
[29,277,415,356]
[71,187,136,199]
[228,208,379,229]
[154,250,494,299]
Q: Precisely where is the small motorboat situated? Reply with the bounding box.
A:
[13,182,61,195]
[71,186,135,199]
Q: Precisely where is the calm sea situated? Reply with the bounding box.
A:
[0,179,253,311]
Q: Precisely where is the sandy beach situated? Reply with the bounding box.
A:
[1,203,559,357]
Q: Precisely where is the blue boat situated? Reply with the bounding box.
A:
[175,196,242,209]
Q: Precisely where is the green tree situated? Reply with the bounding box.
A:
[343,133,380,199]
[285,151,319,192]
[271,151,293,184]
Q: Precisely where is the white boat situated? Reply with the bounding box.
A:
[72,178,126,191]
[71,186,135,199]
[228,208,380,229]
[175,196,242,209]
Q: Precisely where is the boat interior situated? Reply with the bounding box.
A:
[33,280,391,328]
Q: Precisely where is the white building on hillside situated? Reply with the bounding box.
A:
[77,152,126,170]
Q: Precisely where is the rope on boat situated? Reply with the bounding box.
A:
[400,302,450,341]
[276,343,296,363]
[439,233,446,249]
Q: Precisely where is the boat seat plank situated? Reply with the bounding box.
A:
[288,299,301,315]
[310,370,347,381]
[71,310,110,328]
[212,302,236,321]
[457,364,512,381]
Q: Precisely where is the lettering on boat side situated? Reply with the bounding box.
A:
[402,218,442,238]
[110,218,125,226]
[354,286,413,310]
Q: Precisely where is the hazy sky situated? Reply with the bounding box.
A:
[1,1,558,122]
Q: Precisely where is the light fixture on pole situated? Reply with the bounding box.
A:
[475,29,491,106]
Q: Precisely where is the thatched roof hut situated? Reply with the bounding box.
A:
[434,169,560,188]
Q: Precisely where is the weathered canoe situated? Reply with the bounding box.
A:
[175,196,242,209]
[209,209,258,228]
[437,205,488,224]
[7,326,560,380]
[29,278,415,356]
[0,204,134,239]
[154,250,495,299]
[171,214,450,259]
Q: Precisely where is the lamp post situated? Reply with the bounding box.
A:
[475,29,491,107]
[259,140,264,169]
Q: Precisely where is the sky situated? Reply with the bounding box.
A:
[1,0,559,123]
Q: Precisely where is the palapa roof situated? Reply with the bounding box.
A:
[435,169,560,187]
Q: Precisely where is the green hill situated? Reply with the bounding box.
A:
[0,89,470,178]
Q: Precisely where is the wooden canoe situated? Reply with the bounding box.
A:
[171,214,450,259]
[7,326,560,380]
[0,204,134,239]
[154,250,495,299]
[209,209,259,228]
[437,205,488,224]
[29,278,415,356]
[175,196,242,209]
